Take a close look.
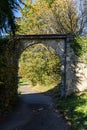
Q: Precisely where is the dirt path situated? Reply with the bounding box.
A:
[0,85,70,130]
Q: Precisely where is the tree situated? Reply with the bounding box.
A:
[42,0,54,5]
[51,0,78,34]
[52,0,87,35]
[77,0,87,35]
[17,0,55,34]
[0,0,22,35]
[17,0,83,35]
[19,44,61,86]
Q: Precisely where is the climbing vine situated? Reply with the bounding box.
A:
[0,38,18,116]
[71,36,87,63]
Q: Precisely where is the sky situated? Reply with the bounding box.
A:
[14,0,35,17]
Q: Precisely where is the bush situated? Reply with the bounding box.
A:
[71,36,87,62]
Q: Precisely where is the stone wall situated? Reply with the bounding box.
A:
[65,38,87,95]
[65,38,76,95]
[75,61,87,91]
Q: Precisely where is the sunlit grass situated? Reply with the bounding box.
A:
[29,82,58,93]
[18,78,30,87]
[18,77,60,91]
[54,92,87,130]
[18,77,59,93]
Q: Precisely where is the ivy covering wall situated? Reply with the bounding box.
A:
[71,37,87,62]
[69,36,87,92]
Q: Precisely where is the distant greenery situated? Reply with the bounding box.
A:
[19,43,61,87]
[18,78,29,87]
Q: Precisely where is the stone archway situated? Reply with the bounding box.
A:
[1,34,87,115]
[0,34,75,110]
[16,35,66,96]
[8,34,75,97]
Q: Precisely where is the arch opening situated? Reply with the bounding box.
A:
[0,34,77,116]
[18,42,61,94]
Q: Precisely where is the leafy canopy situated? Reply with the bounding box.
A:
[17,0,79,34]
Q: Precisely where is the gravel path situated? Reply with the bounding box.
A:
[0,85,70,130]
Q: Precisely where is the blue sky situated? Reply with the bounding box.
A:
[15,0,35,17]
[15,10,22,17]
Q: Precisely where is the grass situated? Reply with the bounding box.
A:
[18,77,59,92]
[29,82,58,93]
[18,78,30,87]
[56,93,87,130]
[46,85,87,130]
[54,92,87,130]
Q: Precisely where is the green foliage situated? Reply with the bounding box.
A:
[17,0,78,34]
[18,78,29,87]
[0,38,18,115]
[19,43,61,86]
[46,74,87,130]
[55,93,87,130]
[52,0,78,34]
[71,37,87,62]
[0,0,22,35]
[43,0,54,5]
[17,0,53,34]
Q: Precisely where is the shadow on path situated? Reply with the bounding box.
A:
[0,87,70,130]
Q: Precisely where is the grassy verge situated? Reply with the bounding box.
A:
[45,84,87,130]
[53,91,87,130]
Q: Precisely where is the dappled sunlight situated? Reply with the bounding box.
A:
[54,93,87,130]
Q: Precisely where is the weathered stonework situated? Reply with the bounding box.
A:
[7,34,87,96]
[9,34,76,96]
[8,34,71,97]
[75,61,87,91]
[65,38,76,95]
[65,38,87,94]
